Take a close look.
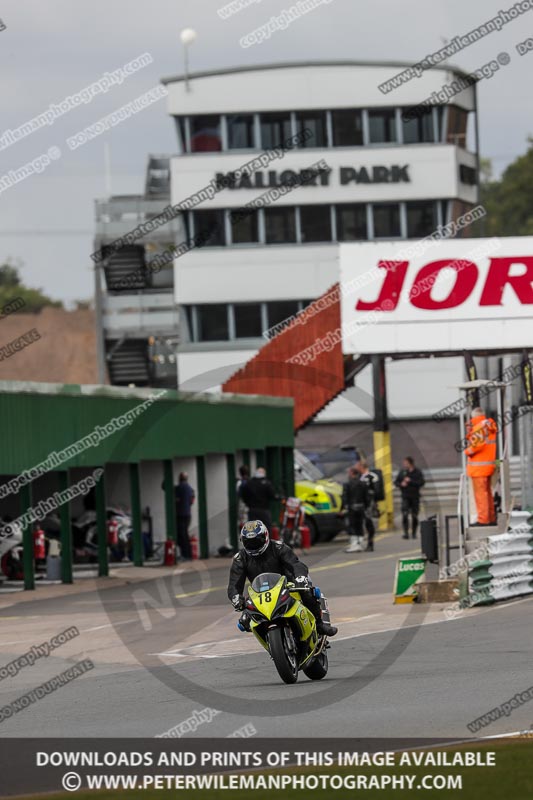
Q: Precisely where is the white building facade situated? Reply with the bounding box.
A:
[163,61,485,447]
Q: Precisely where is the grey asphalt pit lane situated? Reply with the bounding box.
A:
[99,363,434,718]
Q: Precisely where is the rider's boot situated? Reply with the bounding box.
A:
[316,617,338,637]
[237,611,251,632]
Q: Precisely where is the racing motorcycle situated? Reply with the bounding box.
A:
[0,518,24,580]
[241,571,330,684]
[72,506,133,562]
[279,497,306,550]
[106,506,134,562]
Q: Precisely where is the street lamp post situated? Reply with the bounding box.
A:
[180,28,197,92]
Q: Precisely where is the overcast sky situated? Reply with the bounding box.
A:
[0,0,531,305]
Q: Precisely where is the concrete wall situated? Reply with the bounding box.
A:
[296,417,461,473]
[139,461,165,541]
[105,464,132,512]
[175,457,199,546]
[205,454,229,554]
[313,357,467,423]
[165,63,475,115]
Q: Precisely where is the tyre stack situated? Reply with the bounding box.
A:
[467,510,533,606]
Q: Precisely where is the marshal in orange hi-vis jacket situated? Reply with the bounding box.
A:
[465,408,498,525]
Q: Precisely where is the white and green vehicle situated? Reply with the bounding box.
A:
[294,451,345,544]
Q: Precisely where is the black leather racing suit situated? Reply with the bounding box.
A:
[239,476,276,532]
[342,477,369,538]
[394,467,425,537]
[227,540,323,623]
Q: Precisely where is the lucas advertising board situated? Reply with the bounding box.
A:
[393,557,427,603]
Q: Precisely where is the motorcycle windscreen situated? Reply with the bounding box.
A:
[251,573,285,593]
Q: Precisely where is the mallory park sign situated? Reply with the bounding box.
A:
[214,164,410,190]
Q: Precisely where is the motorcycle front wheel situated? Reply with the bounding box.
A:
[268,626,298,684]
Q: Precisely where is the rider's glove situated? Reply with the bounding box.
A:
[231,594,245,611]
[294,575,311,590]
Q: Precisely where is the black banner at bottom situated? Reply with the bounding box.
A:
[0,737,531,798]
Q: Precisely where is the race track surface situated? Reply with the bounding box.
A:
[0,531,531,740]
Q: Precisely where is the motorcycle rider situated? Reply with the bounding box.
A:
[355,459,379,552]
[239,467,276,532]
[394,456,425,539]
[228,520,338,637]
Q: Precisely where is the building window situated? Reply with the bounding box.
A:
[331,109,364,146]
[373,203,401,238]
[227,114,255,149]
[183,306,195,341]
[295,110,327,147]
[233,303,263,338]
[299,205,332,242]
[193,209,225,247]
[196,304,229,341]
[446,105,468,148]
[183,212,193,242]
[336,204,368,241]
[260,112,292,149]
[440,200,449,227]
[267,301,300,330]
[406,201,438,238]
[264,206,296,244]
[402,107,435,143]
[435,106,446,141]
[189,115,222,152]
[368,109,397,143]
[459,164,477,186]
[229,208,259,244]
[175,117,188,153]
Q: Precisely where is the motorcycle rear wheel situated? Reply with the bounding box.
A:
[281,527,292,547]
[281,527,302,550]
[1,552,23,580]
[303,650,328,680]
[268,627,298,684]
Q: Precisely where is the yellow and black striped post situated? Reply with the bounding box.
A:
[372,356,394,530]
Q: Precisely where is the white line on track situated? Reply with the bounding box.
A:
[82,619,138,632]
[378,730,533,760]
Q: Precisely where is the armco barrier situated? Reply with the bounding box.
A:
[467,511,533,605]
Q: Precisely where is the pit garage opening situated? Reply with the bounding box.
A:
[0,382,294,589]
